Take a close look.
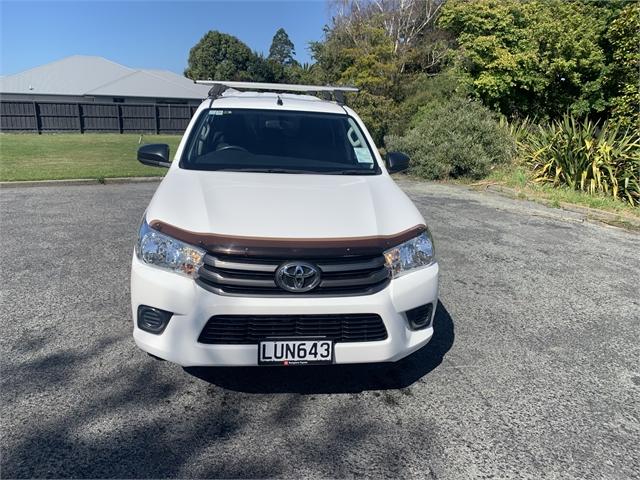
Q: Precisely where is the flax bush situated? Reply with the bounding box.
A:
[521,115,640,206]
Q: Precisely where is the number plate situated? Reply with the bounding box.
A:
[258,339,333,366]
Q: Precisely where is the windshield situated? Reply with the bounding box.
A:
[180,109,380,175]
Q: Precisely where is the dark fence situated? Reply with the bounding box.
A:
[0,101,198,134]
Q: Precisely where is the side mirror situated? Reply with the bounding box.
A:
[138,144,171,168]
[385,151,410,173]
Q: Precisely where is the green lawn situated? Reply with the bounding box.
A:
[0,133,182,181]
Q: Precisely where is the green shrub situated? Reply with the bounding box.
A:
[394,71,468,135]
[521,116,640,206]
[385,97,515,180]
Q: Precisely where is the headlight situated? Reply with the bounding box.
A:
[384,229,435,278]
[136,217,205,278]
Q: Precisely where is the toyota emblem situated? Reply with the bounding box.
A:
[275,262,321,293]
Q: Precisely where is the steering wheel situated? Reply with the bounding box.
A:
[216,145,248,153]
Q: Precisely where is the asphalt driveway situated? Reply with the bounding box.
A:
[1,179,638,479]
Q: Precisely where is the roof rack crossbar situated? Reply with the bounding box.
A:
[194,80,358,105]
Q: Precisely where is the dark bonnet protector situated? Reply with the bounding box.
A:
[148,220,426,258]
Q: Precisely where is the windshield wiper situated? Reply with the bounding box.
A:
[209,167,376,175]
[322,169,376,175]
[240,168,313,174]
[211,167,315,174]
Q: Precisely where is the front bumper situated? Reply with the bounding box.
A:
[131,255,439,367]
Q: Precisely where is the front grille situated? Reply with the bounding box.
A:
[196,252,390,296]
[198,314,388,344]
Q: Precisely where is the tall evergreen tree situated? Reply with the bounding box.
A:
[268,28,297,66]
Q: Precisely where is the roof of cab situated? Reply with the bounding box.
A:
[200,91,348,115]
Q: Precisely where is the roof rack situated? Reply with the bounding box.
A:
[194,80,359,105]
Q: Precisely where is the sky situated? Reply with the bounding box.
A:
[0,0,330,76]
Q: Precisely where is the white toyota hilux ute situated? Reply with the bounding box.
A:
[131,81,439,367]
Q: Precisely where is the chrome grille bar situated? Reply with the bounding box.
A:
[197,252,390,296]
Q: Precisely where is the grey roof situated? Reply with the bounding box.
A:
[0,55,210,100]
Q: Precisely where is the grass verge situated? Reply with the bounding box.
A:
[0,133,182,181]
[469,164,640,220]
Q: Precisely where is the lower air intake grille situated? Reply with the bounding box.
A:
[198,314,388,344]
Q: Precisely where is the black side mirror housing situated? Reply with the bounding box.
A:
[385,151,410,173]
[138,144,171,168]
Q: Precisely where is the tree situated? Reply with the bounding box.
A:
[247,53,277,83]
[281,63,319,85]
[311,18,398,97]
[330,0,445,73]
[606,2,640,129]
[438,0,610,119]
[310,0,450,141]
[268,28,297,66]
[185,31,261,81]
[311,20,401,142]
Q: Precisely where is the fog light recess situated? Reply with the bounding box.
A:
[405,303,433,330]
[137,305,173,334]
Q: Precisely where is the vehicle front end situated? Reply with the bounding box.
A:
[131,217,438,367]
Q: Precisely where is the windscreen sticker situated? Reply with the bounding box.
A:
[354,147,374,164]
[209,110,232,115]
